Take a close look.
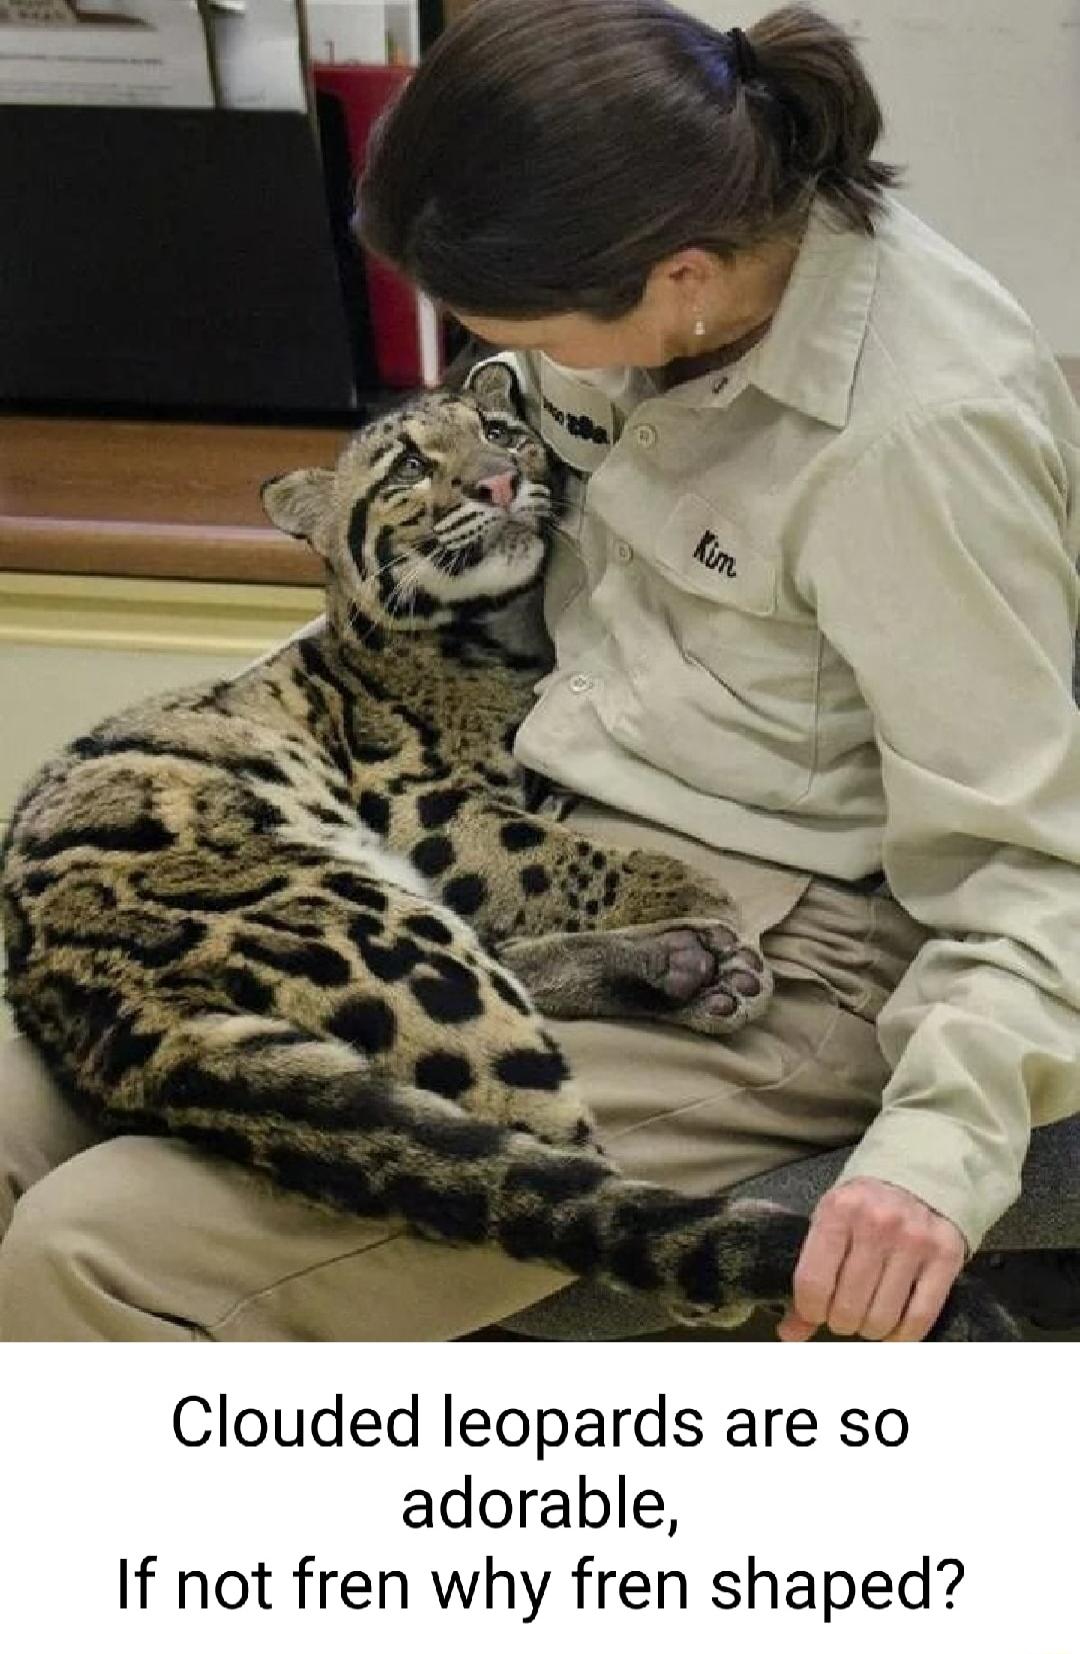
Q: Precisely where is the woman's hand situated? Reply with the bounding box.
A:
[777,1177,966,1343]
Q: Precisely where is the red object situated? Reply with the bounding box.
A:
[315,62,442,390]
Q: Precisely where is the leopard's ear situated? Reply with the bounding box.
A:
[467,359,525,419]
[261,468,334,545]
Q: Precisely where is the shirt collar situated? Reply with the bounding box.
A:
[746,198,879,429]
[651,198,880,429]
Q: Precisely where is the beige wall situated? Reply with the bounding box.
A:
[681,0,1080,359]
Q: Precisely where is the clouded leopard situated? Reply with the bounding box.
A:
[0,363,1016,1338]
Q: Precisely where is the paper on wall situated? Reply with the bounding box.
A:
[0,2,76,21]
[203,0,308,112]
[384,1,418,64]
[0,0,214,106]
[306,1,387,65]
[306,1,420,67]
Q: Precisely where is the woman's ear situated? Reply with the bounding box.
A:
[261,468,334,547]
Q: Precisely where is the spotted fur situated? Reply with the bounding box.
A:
[0,365,1015,1339]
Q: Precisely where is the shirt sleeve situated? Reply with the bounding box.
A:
[799,397,1080,1250]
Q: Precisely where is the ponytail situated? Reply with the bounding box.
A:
[746,6,901,233]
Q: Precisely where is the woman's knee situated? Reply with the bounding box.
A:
[0,1153,101,1336]
[0,1037,101,1236]
[0,1138,214,1340]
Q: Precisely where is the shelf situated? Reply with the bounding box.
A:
[0,415,350,585]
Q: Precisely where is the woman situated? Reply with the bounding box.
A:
[354,0,1080,1341]
[0,0,1076,1341]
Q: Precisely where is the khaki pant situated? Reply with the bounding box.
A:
[0,804,929,1341]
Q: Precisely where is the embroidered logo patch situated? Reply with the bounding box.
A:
[540,394,610,446]
[692,530,737,578]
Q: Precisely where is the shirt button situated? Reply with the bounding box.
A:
[613,540,633,563]
[634,423,658,449]
[569,673,593,694]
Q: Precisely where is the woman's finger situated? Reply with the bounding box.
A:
[777,1308,819,1342]
[885,1256,962,1342]
[825,1240,891,1337]
[859,1248,922,1340]
[790,1205,853,1330]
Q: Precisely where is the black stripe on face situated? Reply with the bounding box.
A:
[374,523,401,612]
[439,539,486,575]
[370,525,439,621]
[346,469,391,570]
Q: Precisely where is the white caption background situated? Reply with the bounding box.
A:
[2,1342,1073,1652]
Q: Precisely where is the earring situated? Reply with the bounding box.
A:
[693,315,706,338]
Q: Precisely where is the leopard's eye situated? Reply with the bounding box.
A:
[484,419,525,449]
[393,452,428,482]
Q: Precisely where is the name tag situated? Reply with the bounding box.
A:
[537,357,615,475]
[657,492,776,615]
[691,530,739,579]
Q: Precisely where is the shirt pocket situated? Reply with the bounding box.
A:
[614,492,822,808]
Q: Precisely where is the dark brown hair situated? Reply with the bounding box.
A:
[356,0,901,320]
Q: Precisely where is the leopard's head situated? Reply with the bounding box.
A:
[262,362,552,633]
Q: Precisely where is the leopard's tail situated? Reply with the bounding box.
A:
[61,1010,1016,1342]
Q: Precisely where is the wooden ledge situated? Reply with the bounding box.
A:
[0,415,351,585]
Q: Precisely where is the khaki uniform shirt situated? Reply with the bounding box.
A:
[472,198,1080,1248]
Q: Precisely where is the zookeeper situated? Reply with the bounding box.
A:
[0,0,1077,1341]
[355,0,1080,1340]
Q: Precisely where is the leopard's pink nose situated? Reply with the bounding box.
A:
[475,470,516,510]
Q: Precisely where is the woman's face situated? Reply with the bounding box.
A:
[451,240,799,372]
[452,298,677,373]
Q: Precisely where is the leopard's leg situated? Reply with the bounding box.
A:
[391,794,772,1033]
[492,925,768,1033]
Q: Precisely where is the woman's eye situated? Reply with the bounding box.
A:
[394,454,427,480]
[484,420,522,448]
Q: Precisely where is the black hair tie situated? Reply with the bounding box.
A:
[728,26,761,84]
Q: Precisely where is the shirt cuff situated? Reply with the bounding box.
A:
[831,1109,1025,1254]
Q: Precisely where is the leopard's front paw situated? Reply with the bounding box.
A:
[659,922,772,1032]
[609,921,772,1034]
